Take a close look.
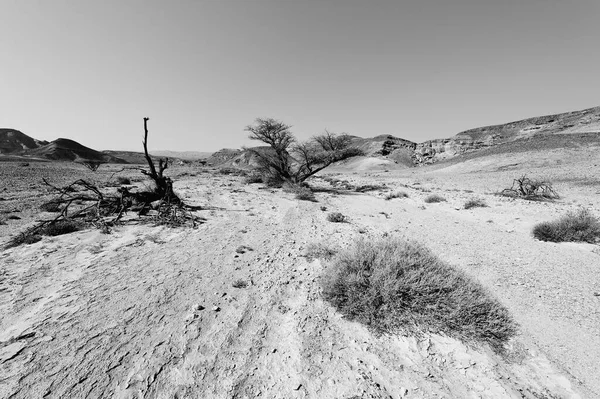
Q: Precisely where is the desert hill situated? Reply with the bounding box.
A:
[0,129,49,154]
[206,105,600,169]
[25,138,127,163]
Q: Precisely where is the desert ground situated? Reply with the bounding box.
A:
[1,144,599,398]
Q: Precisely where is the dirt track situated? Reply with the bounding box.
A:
[1,159,599,398]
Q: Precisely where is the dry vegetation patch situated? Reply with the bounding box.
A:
[464,198,488,209]
[424,194,446,203]
[533,208,600,243]
[321,238,517,352]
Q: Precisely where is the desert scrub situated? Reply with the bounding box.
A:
[464,198,487,209]
[385,191,409,200]
[294,187,317,202]
[5,219,85,249]
[327,212,347,223]
[424,194,446,203]
[117,176,131,185]
[304,243,337,261]
[232,279,248,288]
[533,208,600,243]
[40,199,62,213]
[321,238,517,351]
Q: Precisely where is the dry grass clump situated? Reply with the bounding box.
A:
[232,279,248,288]
[385,191,409,200]
[40,199,62,213]
[294,187,317,202]
[464,198,487,209]
[321,238,517,351]
[6,219,85,249]
[424,194,446,203]
[327,212,347,223]
[354,184,386,193]
[304,243,337,261]
[116,176,131,185]
[533,208,600,243]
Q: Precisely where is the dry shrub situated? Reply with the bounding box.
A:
[304,243,337,261]
[533,208,600,243]
[500,175,558,201]
[385,191,409,200]
[321,238,517,351]
[327,212,347,223]
[117,176,131,185]
[232,279,248,288]
[464,198,487,209]
[40,200,62,213]
[355,184,386,193]
[424,194,446,203]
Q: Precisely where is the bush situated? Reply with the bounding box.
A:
[232,279,248,288]
[385,191,409,200]
[424,194,446,203]
[355,184,386,193]
[40,219,84,237]
[533,209,600,243]
[464,199,487,209]
[304,243,337,261]
[117,176,131,185]
[244,173,263,184]
[321,238,517,351]
[327,212,347,223]
[40,200,62,213]
[295,187,317,202]
[499,175,558,201]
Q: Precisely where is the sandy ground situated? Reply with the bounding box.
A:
[1,149,599,398]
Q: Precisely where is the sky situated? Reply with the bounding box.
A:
[1,0,599,152]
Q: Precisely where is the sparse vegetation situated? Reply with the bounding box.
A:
[232,279,248,288]
[40,199,62,213]
[116,176,131,185]
[235,245,254,254]
[327,212,347,223]
[533,208,600,243]
[321,238,517,351]
[464,198,488,209]
[500,175,559,201]
[385,191,409,200]
[424,194,446,203]
[354,184,386,193]
[244,118,364,185]
[5,219,84,248]
[304,243,337,261]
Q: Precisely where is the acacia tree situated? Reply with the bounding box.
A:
[244,118,363,185]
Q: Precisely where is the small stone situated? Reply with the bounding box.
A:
[294,384,302,391]
[196,304,205,311]
[212,306,221,312]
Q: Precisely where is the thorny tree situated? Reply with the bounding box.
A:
[244,118,363,185]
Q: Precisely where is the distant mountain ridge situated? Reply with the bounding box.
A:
[0,130,127,163]
[3,105,599,166]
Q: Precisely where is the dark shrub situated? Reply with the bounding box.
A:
[321,238,517,351]
[424,194,446,203]
[533,209,600,243]
[327,212,347,223]
[464,199,487,209]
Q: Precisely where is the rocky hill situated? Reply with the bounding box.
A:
[207,105,600,168]
[416,105,600,164]
[25,138,127,163]
[0,129,49,154]
[0,130,127,163]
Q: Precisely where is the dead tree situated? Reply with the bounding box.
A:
[80,161,103,172]
[141,117,179,203]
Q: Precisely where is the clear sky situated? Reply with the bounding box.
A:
[1,0,599,152]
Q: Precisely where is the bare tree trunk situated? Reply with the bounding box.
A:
[141,117,179,203]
